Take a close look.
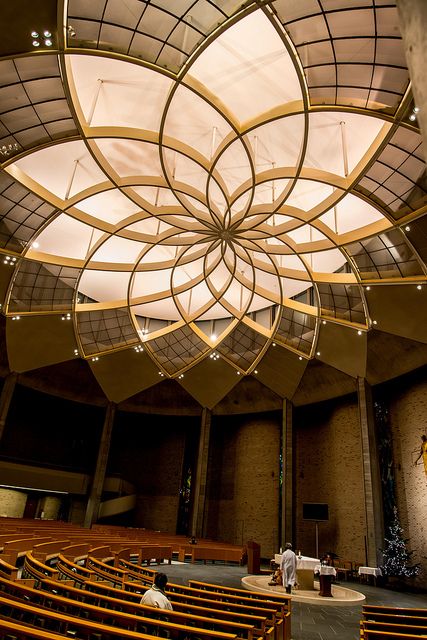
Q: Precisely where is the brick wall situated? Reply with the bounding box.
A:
[386,371,427,589]
[0,488,27,518]
[294,395,367,564]
[205,412,281,558]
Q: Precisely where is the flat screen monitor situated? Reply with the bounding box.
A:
[302,502,329,521]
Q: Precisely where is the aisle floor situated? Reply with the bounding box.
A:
[159,561,427,640]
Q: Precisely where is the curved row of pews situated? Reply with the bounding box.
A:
[0,519,290,640]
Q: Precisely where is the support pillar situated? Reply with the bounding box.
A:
[84,402,116,529]
[190,407,211,539]
[357,378,384,567]
[397,0,427,148]
[0,372,18,443]
[281,398,293,549]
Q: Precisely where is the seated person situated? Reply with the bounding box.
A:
[268,562,283,586]
[141,573,173,610]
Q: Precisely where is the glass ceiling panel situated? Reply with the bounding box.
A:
[93,139,163,180]
[1,0,424,374]
[344,229,424,279]
[354,125,427,219]
[304,112,384,177]
[35,214,103,260]
[0,55,78,155]
[0,171,58,252]
[317,282,366,324]
[275,305,316,355]
[146,324,209,375]
[9,260,80,313]
[276,1,409,112]
[15,140,108,200]
[78,269,131,302]
[163,84,233,159]
[189,11,303,123]
[67,0,250,71]
[68,55,173,130]
[77,307,138,355]
[76,189,141,225]
[217,321,267,371]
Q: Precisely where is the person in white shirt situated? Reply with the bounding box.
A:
[141,572,173,610]
[280,542,297,594]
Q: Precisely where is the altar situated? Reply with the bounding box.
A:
[274,553,320,590]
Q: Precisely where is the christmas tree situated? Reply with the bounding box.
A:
[381,508,420,579]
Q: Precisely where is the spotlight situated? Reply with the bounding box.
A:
[409,113,416,122]
[414,106,420,113]
[32,40,40,47]
[43,30,52,38]
[0,142,19,157]
[67,25,76,37]
[405,226,410,232]
[45,39,52,47]
[31,31,39,38]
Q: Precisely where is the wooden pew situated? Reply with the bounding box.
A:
[363,605,427,618]
[0,592,238,640]
[0,617,77,640]
[178,544,245,564]
[188,579,291,640]
[0,575,255,640]
[34,573,270,637]
[22,551,60,582]
[362,609,427,629]
[360,622,427,639]
[188,579,291,608]
[361,620,427,636]
[85,555,283,636]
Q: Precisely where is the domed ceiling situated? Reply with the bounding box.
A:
[0,0,426,409]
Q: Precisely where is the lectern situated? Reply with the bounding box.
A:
[247,540,261,574]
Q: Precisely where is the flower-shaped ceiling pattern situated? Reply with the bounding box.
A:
[0,0,426,402]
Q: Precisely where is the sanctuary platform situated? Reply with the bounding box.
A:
[241,574,366,606]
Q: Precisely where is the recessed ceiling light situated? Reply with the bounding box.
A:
[405,226,410,232]
[373,320,377,325]
[43,30,52,38]
[210,334,217,341]
[366,286,371,291]
[417,284,422,290]
[409,113,416,122]
[414,106,420,113]
[357,330,362,335]
[31,31,39,38]
[32,40,40,47]
[299,356,303,361]
[32,241,39,248]
[45,39,52,47]
[322,320,326,325]
[272,342,276,347]
[316,351,320,356]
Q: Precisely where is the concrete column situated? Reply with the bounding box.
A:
[84,402,116,528]
[0,372,18,442]
[281,398,293,549]
[190,407,211,538]
[357,377,384,567]
[397,0,427,147]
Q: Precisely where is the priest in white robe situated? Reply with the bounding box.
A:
[280,542,297,594]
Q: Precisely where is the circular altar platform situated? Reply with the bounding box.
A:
[241,575,365,606]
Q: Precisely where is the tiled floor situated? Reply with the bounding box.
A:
[161,561,426,640]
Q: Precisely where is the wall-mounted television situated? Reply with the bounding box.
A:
[302,502,329,521]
